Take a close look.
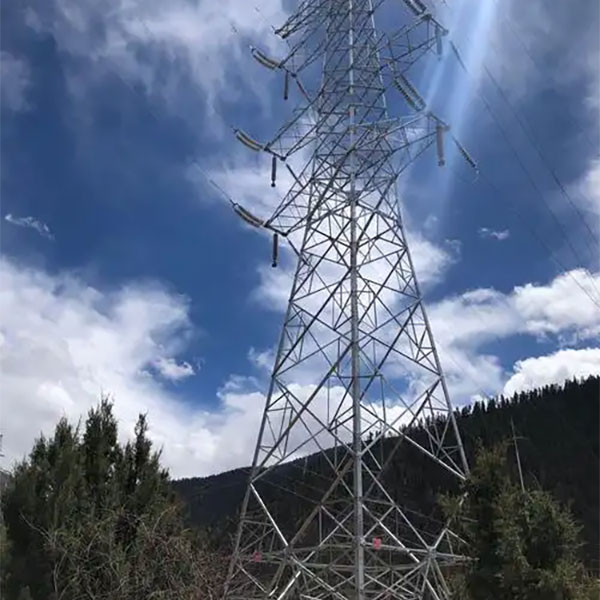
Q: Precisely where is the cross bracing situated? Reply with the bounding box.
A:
[224,1,476,599]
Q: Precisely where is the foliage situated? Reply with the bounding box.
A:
[442,443,599,600]
[1,398,225,600]
[175,376,599,567]
[2,378,598,598]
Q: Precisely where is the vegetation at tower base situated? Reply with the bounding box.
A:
[1,379,597,599]
[440,444,599,599]
[1,399,225,600]
[174,376,599,570]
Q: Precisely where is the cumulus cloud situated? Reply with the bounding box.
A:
[428,269,600,400]
[0,256,261,478]
[478,227,510,241]
[411,233,460,287]
[0,52,31,112]
[4,213,54,240]
[2,255,598,479]
[0,257,188,465]
[503,348,600,396]
[153,356,195,381]
[431,269,600,349]
[248,346,276,372]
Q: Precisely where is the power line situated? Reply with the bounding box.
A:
[490,0,597,152]
[482,62,599,253]
[448,40,600,303]
[476,169,600,309]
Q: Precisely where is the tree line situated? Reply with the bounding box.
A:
[1,400,224,599]
[2,376,598,598]
[177,376,599,568]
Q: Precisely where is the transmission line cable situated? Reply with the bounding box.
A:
[124,6,600,310]
[476,170,600,308]
[489,0,597,151]
[423,0,600,286]
[447,40,600,302]
[481,61,599,253]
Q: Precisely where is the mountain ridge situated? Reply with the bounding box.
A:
[174,376,599,568]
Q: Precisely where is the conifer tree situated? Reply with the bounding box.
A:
[444,443,598,600]
[2,398,224,600]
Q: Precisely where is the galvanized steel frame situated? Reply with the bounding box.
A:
[224,1,471,598]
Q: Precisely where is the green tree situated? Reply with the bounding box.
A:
[444,443,598,600]
[2,398,224,600]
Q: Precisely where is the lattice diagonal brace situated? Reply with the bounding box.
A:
[224,1,472,599]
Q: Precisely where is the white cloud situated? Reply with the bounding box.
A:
[431,269,600,350]
[2,255,598,479]
[513,270,600,339]
[26,0,288,117]
[478,227,510,241]
[0,256,260,478]
[248,346,276,372]
[5,213,54,240]
[576,157,600,217]
[0,257,189,470]
[483,0,598,114]
[503,347,600,396]
[411,233,459,287]
[153,356,195,381]
[1,53,31,112]
[428,269,600,399]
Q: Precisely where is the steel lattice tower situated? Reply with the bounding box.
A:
[224,0,476,598]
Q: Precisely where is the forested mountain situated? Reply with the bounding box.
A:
[2,379,597,599]
[174,376,599,568]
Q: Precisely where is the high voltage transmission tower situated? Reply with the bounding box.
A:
[224,0,476,598]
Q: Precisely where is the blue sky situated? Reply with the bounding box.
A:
[1,0,599,477]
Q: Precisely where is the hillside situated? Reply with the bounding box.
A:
[174,376,599,566]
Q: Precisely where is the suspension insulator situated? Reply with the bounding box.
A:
[435,25,443,57]
[398,74,426,110]
[283,71,289,100]
[413,0,428,13]
[402,0,424,15]
[393,78,420,111]
[436,124,446,167]
[271,155,277,187]
[250,47,280,70]
[235,129,263,152]
[399,74,420,101]
[233,203,264,228]
[453,137,478,172]
[271,232,279,268]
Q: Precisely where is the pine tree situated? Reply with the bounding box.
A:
[443,443,598,600]
[2,398,225,600]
